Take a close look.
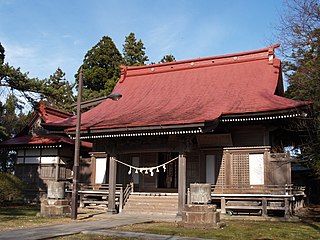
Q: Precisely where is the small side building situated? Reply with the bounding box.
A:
[0,104,92,201]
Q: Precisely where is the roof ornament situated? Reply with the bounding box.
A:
[268,47,274,64]
[119,66,128,83]
[268,43,280,65]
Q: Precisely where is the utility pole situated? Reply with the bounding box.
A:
[71,68,83,220]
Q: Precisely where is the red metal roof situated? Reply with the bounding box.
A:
[15,103,74,137]
[37,103,73,123]
[48,45,311,133]
[0,134,92,149]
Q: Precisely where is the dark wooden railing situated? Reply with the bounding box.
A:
[186,184,306,217]
[210,184,293,195]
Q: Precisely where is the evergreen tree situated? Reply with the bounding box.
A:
[1,95,30,139]
[159,54,176,64]
[76,36,123,101]
[123,33,149,66]
[41,68,75,112]
[0,95,32,172]
[0,102,8,142]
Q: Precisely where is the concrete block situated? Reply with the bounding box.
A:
[180,204,221,228]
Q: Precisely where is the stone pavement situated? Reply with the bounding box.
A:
[0,213,212,240]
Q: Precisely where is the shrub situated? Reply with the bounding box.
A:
[0,173,25,202]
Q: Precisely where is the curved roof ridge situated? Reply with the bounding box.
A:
[120,44,281,82]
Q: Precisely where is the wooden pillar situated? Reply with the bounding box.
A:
[225,151,232,186]
[55,162,59,182]
[284,198,290,218]
[262,198,268,217]
[91,155,96,184]
[107,156,117,214]
[55,149,60,181]
[177,153,186,216]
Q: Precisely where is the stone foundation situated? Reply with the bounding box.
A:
[180,204,221,228]
[39,199,71,217]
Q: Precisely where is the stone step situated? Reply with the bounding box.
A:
[130,192,178,198]
[125,202,178,207]
[122,205,178,213]
[124,204,178,211]
[122,209,177,215]
[123,193,178,215]
[124,203,178,210]
[128,198,178,203]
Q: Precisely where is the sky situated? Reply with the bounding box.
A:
[0,0,285,84]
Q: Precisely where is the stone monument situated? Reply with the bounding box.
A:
[180,183,221,228]
[39,181,71,217]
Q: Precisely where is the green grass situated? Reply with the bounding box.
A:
[0,204,39,216]
[1,205,320,240]
[51,220,320,240]
[0,204,72,231]
[54,220,320,240]
[112,220,320,240]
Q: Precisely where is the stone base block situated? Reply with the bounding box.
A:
[180,204,221,229]
[184,204,217,212]
[39,198,71,217]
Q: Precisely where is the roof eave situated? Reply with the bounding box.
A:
[67,122,206,136]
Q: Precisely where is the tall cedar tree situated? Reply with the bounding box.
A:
[76,36,123,101]
[41,68,75,112]
[123,33,149,66]
[277,0,320,174]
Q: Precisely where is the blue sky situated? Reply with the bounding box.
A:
[0,0,284,83]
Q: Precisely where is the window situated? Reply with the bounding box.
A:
[249,153,264,185]
[95,158,107,184]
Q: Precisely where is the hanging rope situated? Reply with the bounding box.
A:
[114,156,179,177]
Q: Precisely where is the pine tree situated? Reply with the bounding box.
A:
[123,33,149,66]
